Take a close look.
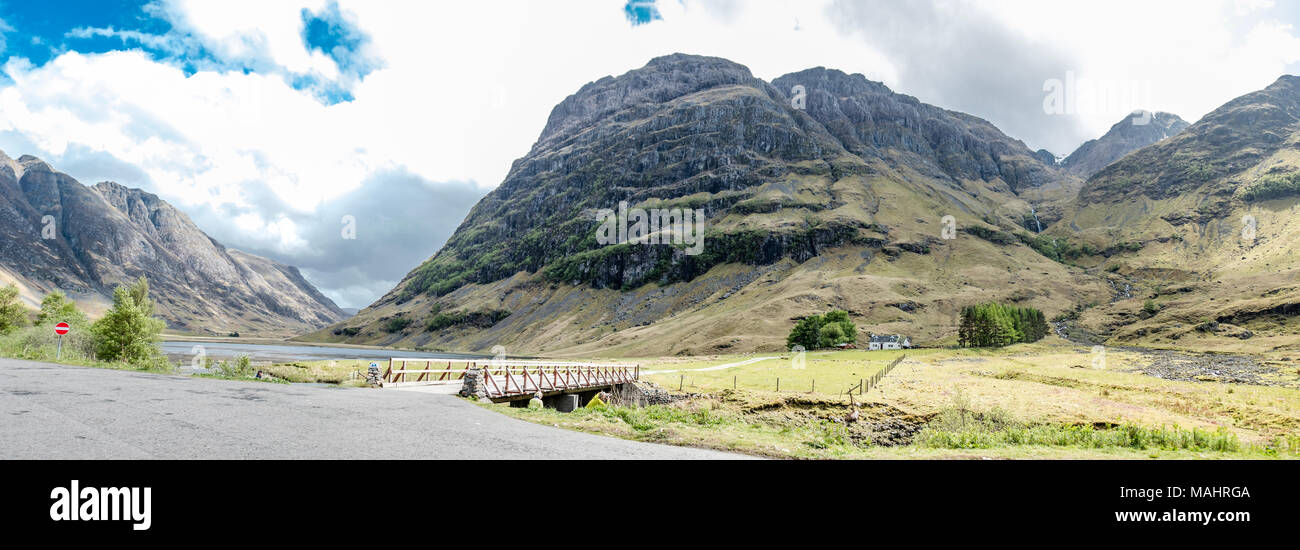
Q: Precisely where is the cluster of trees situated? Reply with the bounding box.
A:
[786,310,857,350]
[0,277,165,365]
[957,303,1049,348]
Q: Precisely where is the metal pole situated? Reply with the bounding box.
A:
[56,335,62,360]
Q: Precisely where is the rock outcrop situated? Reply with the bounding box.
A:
[0,151,346,336]
[1061,111,1189,179]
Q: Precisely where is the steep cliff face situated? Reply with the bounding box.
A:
[305,54,1106,355]
[1048,76,1300,349]
[1061,111,1189,179]
[771,67,1058,192]
[0,151,346,335]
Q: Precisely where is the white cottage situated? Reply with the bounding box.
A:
[867,334,911,350]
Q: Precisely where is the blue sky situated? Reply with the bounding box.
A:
[0,0,373,101]
[0,1,1298,308]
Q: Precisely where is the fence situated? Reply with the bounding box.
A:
[842,354,906,397]
[660,354,908,397]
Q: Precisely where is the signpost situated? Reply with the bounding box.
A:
[54,322,70,360]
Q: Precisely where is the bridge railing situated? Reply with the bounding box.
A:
[381,359,639,397]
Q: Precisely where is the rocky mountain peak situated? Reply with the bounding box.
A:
[1062,111,1189,178]
[1083,74,1300,202]
[534,53,765,151]
[772,66,1058,191]
[0,154,345,335]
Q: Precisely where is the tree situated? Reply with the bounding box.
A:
[822,309,857,345]
[36,291,88,327]
[958,302,1049,348]
[788,309,857,350]
[819,322,845,346]
[787,315,823,350]
[91,277,165,363]
[0,284,28,335]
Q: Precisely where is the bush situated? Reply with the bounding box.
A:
[0,325,97,362]
[91,277,165,364]
[1242,172,1300,202]
[36,291,88,328]
[383,316,413,333]
[212,356,255,378]
[425,309,511,332]
[0,284,28,335]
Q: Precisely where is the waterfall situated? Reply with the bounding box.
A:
[1029,204,1043,233]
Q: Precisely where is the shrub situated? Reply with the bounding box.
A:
[1242,172,1300,202]
[91,277,165,364]
[425,309,511,332]
[383,316,413,333]
[36,291,88,328]
[0,284,28,335]
[213,356,255,378]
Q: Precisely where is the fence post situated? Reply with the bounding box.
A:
[733,376,737,390]
[777,378,780,392]
[679,375,684,392]
[811,379,815,393]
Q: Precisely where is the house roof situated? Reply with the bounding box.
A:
[868,334,908,343]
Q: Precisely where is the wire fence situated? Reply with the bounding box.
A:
[657,354,908,397]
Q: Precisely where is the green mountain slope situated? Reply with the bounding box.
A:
[300,54,1109,355]
[1050,75,1300,351]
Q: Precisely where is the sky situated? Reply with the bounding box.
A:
[1,0,1298,308]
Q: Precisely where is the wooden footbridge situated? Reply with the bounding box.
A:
[381,358,639,402]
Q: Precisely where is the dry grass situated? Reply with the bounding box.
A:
[492,338,1300,459]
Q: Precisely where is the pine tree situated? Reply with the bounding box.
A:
[958,302,1048,348]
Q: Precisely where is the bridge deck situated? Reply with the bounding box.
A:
[380,359,638,400]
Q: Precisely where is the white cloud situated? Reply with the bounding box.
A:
[0,0,1297,306]
[980,0,1300,139]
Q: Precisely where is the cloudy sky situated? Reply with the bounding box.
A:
[1,0,1297,308]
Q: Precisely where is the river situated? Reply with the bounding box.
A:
[161,340,485,363]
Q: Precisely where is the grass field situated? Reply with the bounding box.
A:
[486,337,1300,459]
[637,349,911,394]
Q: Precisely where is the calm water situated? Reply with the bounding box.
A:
[161,341,485,363]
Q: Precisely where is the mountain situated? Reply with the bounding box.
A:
[1061,111,1189,178]
[1049,75,1300,350]
[0,151,346,336]
[303,54,1107,355]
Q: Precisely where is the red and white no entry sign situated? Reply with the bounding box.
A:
[54,322,70,335]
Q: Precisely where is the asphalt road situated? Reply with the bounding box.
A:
[0,358,741,459]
